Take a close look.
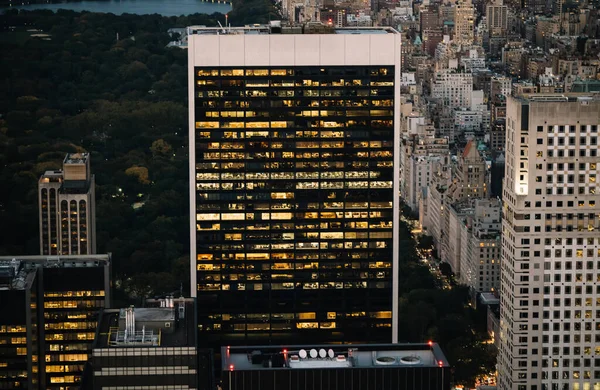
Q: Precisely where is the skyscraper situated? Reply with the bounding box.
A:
[38,153,96,256]
[498,94,600,390]
[188,24,401,347]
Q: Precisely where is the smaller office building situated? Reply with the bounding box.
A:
[87,298,205,390]
[221,343,451,390]
[0,255,111,389]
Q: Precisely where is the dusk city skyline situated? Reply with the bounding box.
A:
[1,0,600,388]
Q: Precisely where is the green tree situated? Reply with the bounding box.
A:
[150,139,173,158]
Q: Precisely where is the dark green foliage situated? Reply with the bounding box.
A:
[0,9,214,300]
[396,218,497,385]
[417,234,434,250]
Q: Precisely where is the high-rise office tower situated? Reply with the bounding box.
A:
[0,255,111,389]
[188,24,401,347]
[498,94,600,390]
[454,0,475,44]
[39,153,96,256]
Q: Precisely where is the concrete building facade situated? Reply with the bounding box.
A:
[498,94,600,390]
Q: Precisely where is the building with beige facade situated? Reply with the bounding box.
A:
[38,153,96,256]
[498,94,600,390]
[454,0,475,45]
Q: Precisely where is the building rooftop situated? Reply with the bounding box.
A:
[0,255,110,268]
[222,343,448,371]
[480,292,500,305]
[516,93,600,103]
[94,298,195,349]
[64,152,89,165]
[0,259,36,291]
[0,255,110,293]
[188,23,398,36]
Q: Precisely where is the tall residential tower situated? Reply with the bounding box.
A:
[498,94,600,390]
[188,24,401,347]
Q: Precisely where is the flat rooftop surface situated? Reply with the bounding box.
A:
[188,25,398,35]
[223,343,448,371]
[119,308,175,322]
[95,302,195,349]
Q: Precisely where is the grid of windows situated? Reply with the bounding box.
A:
[43,286,106,389]
[194,66,395,344]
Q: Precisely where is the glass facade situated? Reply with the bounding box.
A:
[41,267,107,389]
[194,66,395,345]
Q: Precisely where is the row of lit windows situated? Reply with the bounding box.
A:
[199,130,356,138]
[196,162,393,170]
[198,88,393,97]
[0,326,26,333]
[49,344,89,352]
[197,91,393,99]
[211,240,392,249]
[45,354,88,362]
[202,174,390,186]
[45,333,95,341]
[206,311,391,321]
[196,253,391,263]
[201,109,393,118]
[218,232,393,240]
[197,281,389,291]
[199,271,389,281]
[197,79,393,88]
[203,99,394,108]
[44,322,97,330]
[196,241,390,250]
[199,322,392,332]
[197,222,392,231]
[45,364,85,373]
[197,261,391,270]
[0,337,27,345]
[49,375,76,383]
[198,67,392,77]
[197,211,390,221]
[197,201,392,210]
[44,291,105,298]
[44,300,104,309]
[196,120,392,129]
[201,141,390,150]
[197,172,387,180]
[44,313,93,320]
[200,151,393,159]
